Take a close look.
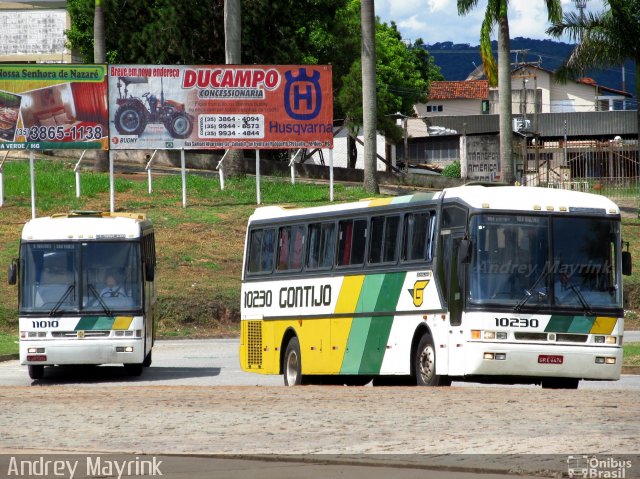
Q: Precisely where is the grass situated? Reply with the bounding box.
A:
[0,332,17,356]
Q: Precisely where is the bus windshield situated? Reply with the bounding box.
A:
[468,214,621,312]
[20,241,142,314]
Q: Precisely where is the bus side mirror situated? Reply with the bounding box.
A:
[458,239,472,264]
[622,251,632,276]
[145,262,155,282]
[7,260,17,285]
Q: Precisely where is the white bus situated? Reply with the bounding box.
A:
[8,211,157,379]
[239,185,632,388]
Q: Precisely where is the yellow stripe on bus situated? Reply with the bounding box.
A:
[367,198,394,208]
[325,275,366,373]
[590,317,617,335]
[112,316,134,330]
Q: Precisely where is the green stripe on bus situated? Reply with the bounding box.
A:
[340,274,385,374]
[75,316,114,330]
[358,273,407,374]
[544,315,594,334]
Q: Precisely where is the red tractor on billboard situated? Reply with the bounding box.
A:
[113,76,194,139]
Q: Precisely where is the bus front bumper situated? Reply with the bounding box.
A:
[461,342,622,380]
[20,338,145,366]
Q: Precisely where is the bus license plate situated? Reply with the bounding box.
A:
[538,354,563,364]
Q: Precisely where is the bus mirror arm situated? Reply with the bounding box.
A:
[7,260,17,285]
[458,239,472,264]
[622,251,632,276]
[145,262,155,282]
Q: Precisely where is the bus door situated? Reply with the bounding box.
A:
[440,205,468,376]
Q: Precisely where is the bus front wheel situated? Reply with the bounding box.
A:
[283,337,302,386]
[28,365,44,380]
[414,333,450,387]
[124,363,143,376]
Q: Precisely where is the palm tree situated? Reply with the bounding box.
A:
[361,0,379,194]
[547,0,640,151]
[223,0,246,177]
[457,0,562,184]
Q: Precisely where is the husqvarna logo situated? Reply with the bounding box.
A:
[410,280,430,307]
[284,68,322,120]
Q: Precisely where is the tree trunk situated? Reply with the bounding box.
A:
[93,0,108,172]
[223,0,245,177]
[360,0,379,194]
[497,14,514,184]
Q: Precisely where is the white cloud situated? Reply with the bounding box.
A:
[377,0,596,45]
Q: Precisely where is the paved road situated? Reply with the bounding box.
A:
[1,338,638,389]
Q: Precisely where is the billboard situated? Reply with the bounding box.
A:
[0,64,108,150]
[108,65,333,150]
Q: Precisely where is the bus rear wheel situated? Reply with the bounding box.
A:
[414,333,450,387]
[283,337,302,386]
[28,365,44,380]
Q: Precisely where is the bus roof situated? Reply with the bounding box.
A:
[248,186,620,222]
[21,211,151,241]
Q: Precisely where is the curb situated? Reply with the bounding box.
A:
[0,354,18,362]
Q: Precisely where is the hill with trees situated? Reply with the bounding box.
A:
[425,37,636,98]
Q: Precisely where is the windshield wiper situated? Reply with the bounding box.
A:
[87,283,113,317]
[514,269,549,312]
[559,274,593,316]
[50,284,75,317]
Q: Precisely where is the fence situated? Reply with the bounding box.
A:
[521,139,640,207]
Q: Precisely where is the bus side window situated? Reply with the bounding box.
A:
[247,228,275,274]
[369,215,400,264]
[338,219,367,267]
[307,222,336,270]
[403,211,435,262]
[276,225,305,272]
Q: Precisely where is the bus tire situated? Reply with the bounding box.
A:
[414,333,449,387]
[143,351,152,367]
[541,377,579,389]
[28,365,44,380]
[283,337,302,386]
[124,363,143,376]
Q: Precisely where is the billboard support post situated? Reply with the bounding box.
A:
[109,150,114,213]
[329,148,334,202]
[181,149,187,208]
[145,150,158,194]
[74,150,87,198]
[255,149,261,205]
[29,151,36,219]
[0,152,8,208]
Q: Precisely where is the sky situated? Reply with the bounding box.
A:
[375,0,602,46]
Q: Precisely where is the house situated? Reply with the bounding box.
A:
[0,1,73,63]
[415,80,489,117]
[507,64,632,115]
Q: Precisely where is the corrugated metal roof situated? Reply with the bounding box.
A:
[407,111,638,138]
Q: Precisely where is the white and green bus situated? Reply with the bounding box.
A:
[239,185,632,388]
[8,211,157,379]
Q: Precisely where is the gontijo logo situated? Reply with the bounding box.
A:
[284,68,322,120]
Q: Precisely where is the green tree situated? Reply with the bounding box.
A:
[457,0,562,184]
[547,0,640,149]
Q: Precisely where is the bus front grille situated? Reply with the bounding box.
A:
[51,331,111,338]
[246,321,263,369]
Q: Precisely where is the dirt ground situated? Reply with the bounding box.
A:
[0,386,638,477]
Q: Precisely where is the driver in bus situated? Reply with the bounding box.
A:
[101,273,124,297]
